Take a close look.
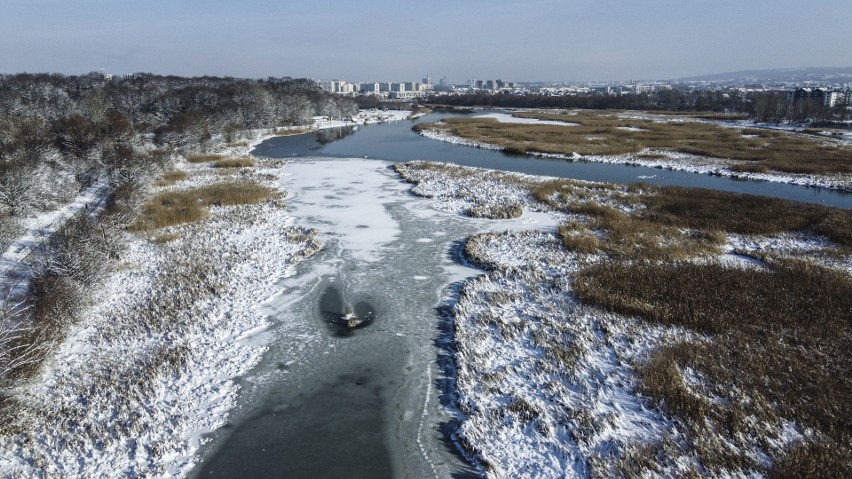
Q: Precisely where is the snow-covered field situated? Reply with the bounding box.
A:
[474,112,580,127]
[452,232,688,477]
[312,109,412,130]
[416,117,852,192]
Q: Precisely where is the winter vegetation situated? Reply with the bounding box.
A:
[415,110,852,191]
[0,72,355,475]
[394,160,852,478]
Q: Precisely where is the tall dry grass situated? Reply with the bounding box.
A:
[639,186,852,247]
[128,181,276,231]
[185,153,227,164]
[213,157,254,168]
[156,171,189,186]
[533,178,852,250]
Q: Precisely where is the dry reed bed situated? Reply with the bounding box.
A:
[416,110,852,175]
[156,171,189,187]
[186,153,227,163]
[128,181,278,231]
[575,261,852,476]
[185,152,256,168]
[213,157,255,168]
[533,178,852,252]
[532,170,852,473]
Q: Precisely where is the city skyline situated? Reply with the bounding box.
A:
[2,1,851,82]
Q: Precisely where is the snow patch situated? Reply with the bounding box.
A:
[474,112,579,127]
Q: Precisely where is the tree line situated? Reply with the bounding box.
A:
[424,88,848,124]
[0,72,357,244]
[0,72,357,387]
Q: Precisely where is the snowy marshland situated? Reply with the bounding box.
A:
[395,161,852,478]
[0,101,847,477]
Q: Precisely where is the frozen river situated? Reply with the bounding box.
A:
[190,159,551,477]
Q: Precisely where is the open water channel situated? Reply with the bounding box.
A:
[192,113,851,479]
[252,112,852,208]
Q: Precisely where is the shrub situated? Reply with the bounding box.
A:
[156,171,189,186]
[1,212,116,384]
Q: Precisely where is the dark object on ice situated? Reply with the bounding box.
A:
[337,303,374,334]
[343,306,363,329]
[319,286,376,336]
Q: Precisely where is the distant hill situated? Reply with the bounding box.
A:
[674,67,852,85]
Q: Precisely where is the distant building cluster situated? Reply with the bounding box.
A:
[318,73,852,109]
[319,75,434,98]
[535,83,670,96]
[467,79,519,91]
[787,87,850,107]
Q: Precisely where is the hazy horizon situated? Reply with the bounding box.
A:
[2,0,851,83]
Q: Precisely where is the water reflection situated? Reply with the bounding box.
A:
[315,125,356,145]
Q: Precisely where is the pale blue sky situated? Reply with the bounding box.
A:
[1,0,850,82]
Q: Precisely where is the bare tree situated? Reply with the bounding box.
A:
[0,284,46,385]
[0,168,33,217]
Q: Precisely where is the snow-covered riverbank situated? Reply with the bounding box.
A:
[394,160,849,477]
[2,107,844,476]
[0,153,322,477]
[396,162,684,476]
[273,109,413,133]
